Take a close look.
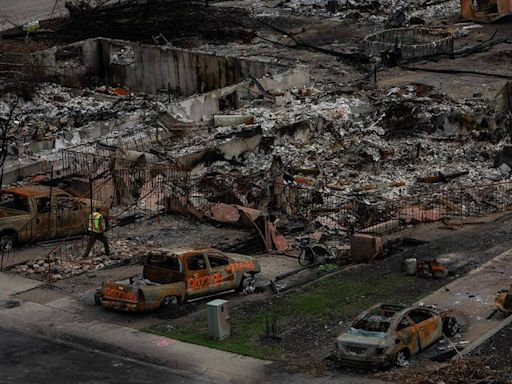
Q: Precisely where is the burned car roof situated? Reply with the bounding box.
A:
[147,248,241,258]
[349,303,442,333]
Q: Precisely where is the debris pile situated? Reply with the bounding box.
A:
[0,83,168,160]
[164,81,510,208]
[239,0,460,22]
[376,357,511,384]
[12,238,154,279]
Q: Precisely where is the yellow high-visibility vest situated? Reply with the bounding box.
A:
[88,212,103,233]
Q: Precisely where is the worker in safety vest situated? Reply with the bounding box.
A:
[82,207,110,257]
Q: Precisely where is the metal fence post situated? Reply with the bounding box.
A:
[460,188,463,226]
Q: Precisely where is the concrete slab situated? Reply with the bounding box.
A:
[15,287,67,305]
[0,272,43,296]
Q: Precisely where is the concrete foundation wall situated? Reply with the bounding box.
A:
[35,38,268,96]
[170,68,311,122]
[34,39,103,87]
[103,39,267,95]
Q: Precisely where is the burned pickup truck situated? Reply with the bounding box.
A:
[336,303,459,369]
[96,248,261,312]
[0,185,107,250]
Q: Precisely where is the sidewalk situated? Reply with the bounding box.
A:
[0,272,387,384]
[419,248,512,343]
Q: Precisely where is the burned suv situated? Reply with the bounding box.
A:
[336,303,459,369]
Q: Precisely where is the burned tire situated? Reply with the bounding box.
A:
[162,296,178,306]
[236,275,256,294]
[235,276,245,293]
[158,296,185,319]
[0,231,15,252]
[158,296,178,318]
[443,317,460,337]
[395,349,410,367]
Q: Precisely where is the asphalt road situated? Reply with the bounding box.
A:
[0,327,210,384]
[0,0,64,31]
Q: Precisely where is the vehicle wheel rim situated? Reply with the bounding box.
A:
[396,351,408,367]
[0,236,13,251]
[447,318,459,336]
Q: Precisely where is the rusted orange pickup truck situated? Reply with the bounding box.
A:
[96,248,261,312]
[0,185,107,250]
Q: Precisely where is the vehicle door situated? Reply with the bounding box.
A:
[185,254,210,298]
[55,194,86,238]
[408,309,443,350]
[395,314,421,355]
[31,196,56,241]
[205,251,235,294]
[1,193,32,242]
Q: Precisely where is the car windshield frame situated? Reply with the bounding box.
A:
[0,192,30,212]
[347,327,388,338]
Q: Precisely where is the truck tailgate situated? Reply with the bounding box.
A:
[102,282,139,303]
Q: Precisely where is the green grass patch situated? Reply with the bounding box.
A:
[145,272,431,360]
[144,310,283,359]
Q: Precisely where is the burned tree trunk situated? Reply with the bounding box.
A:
[0,99,19,180]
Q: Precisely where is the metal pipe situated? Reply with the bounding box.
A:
[274,261,322,281]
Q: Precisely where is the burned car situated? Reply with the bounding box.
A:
[0,185,107,250]
[336,303,459,369]
[96,248,261,312]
